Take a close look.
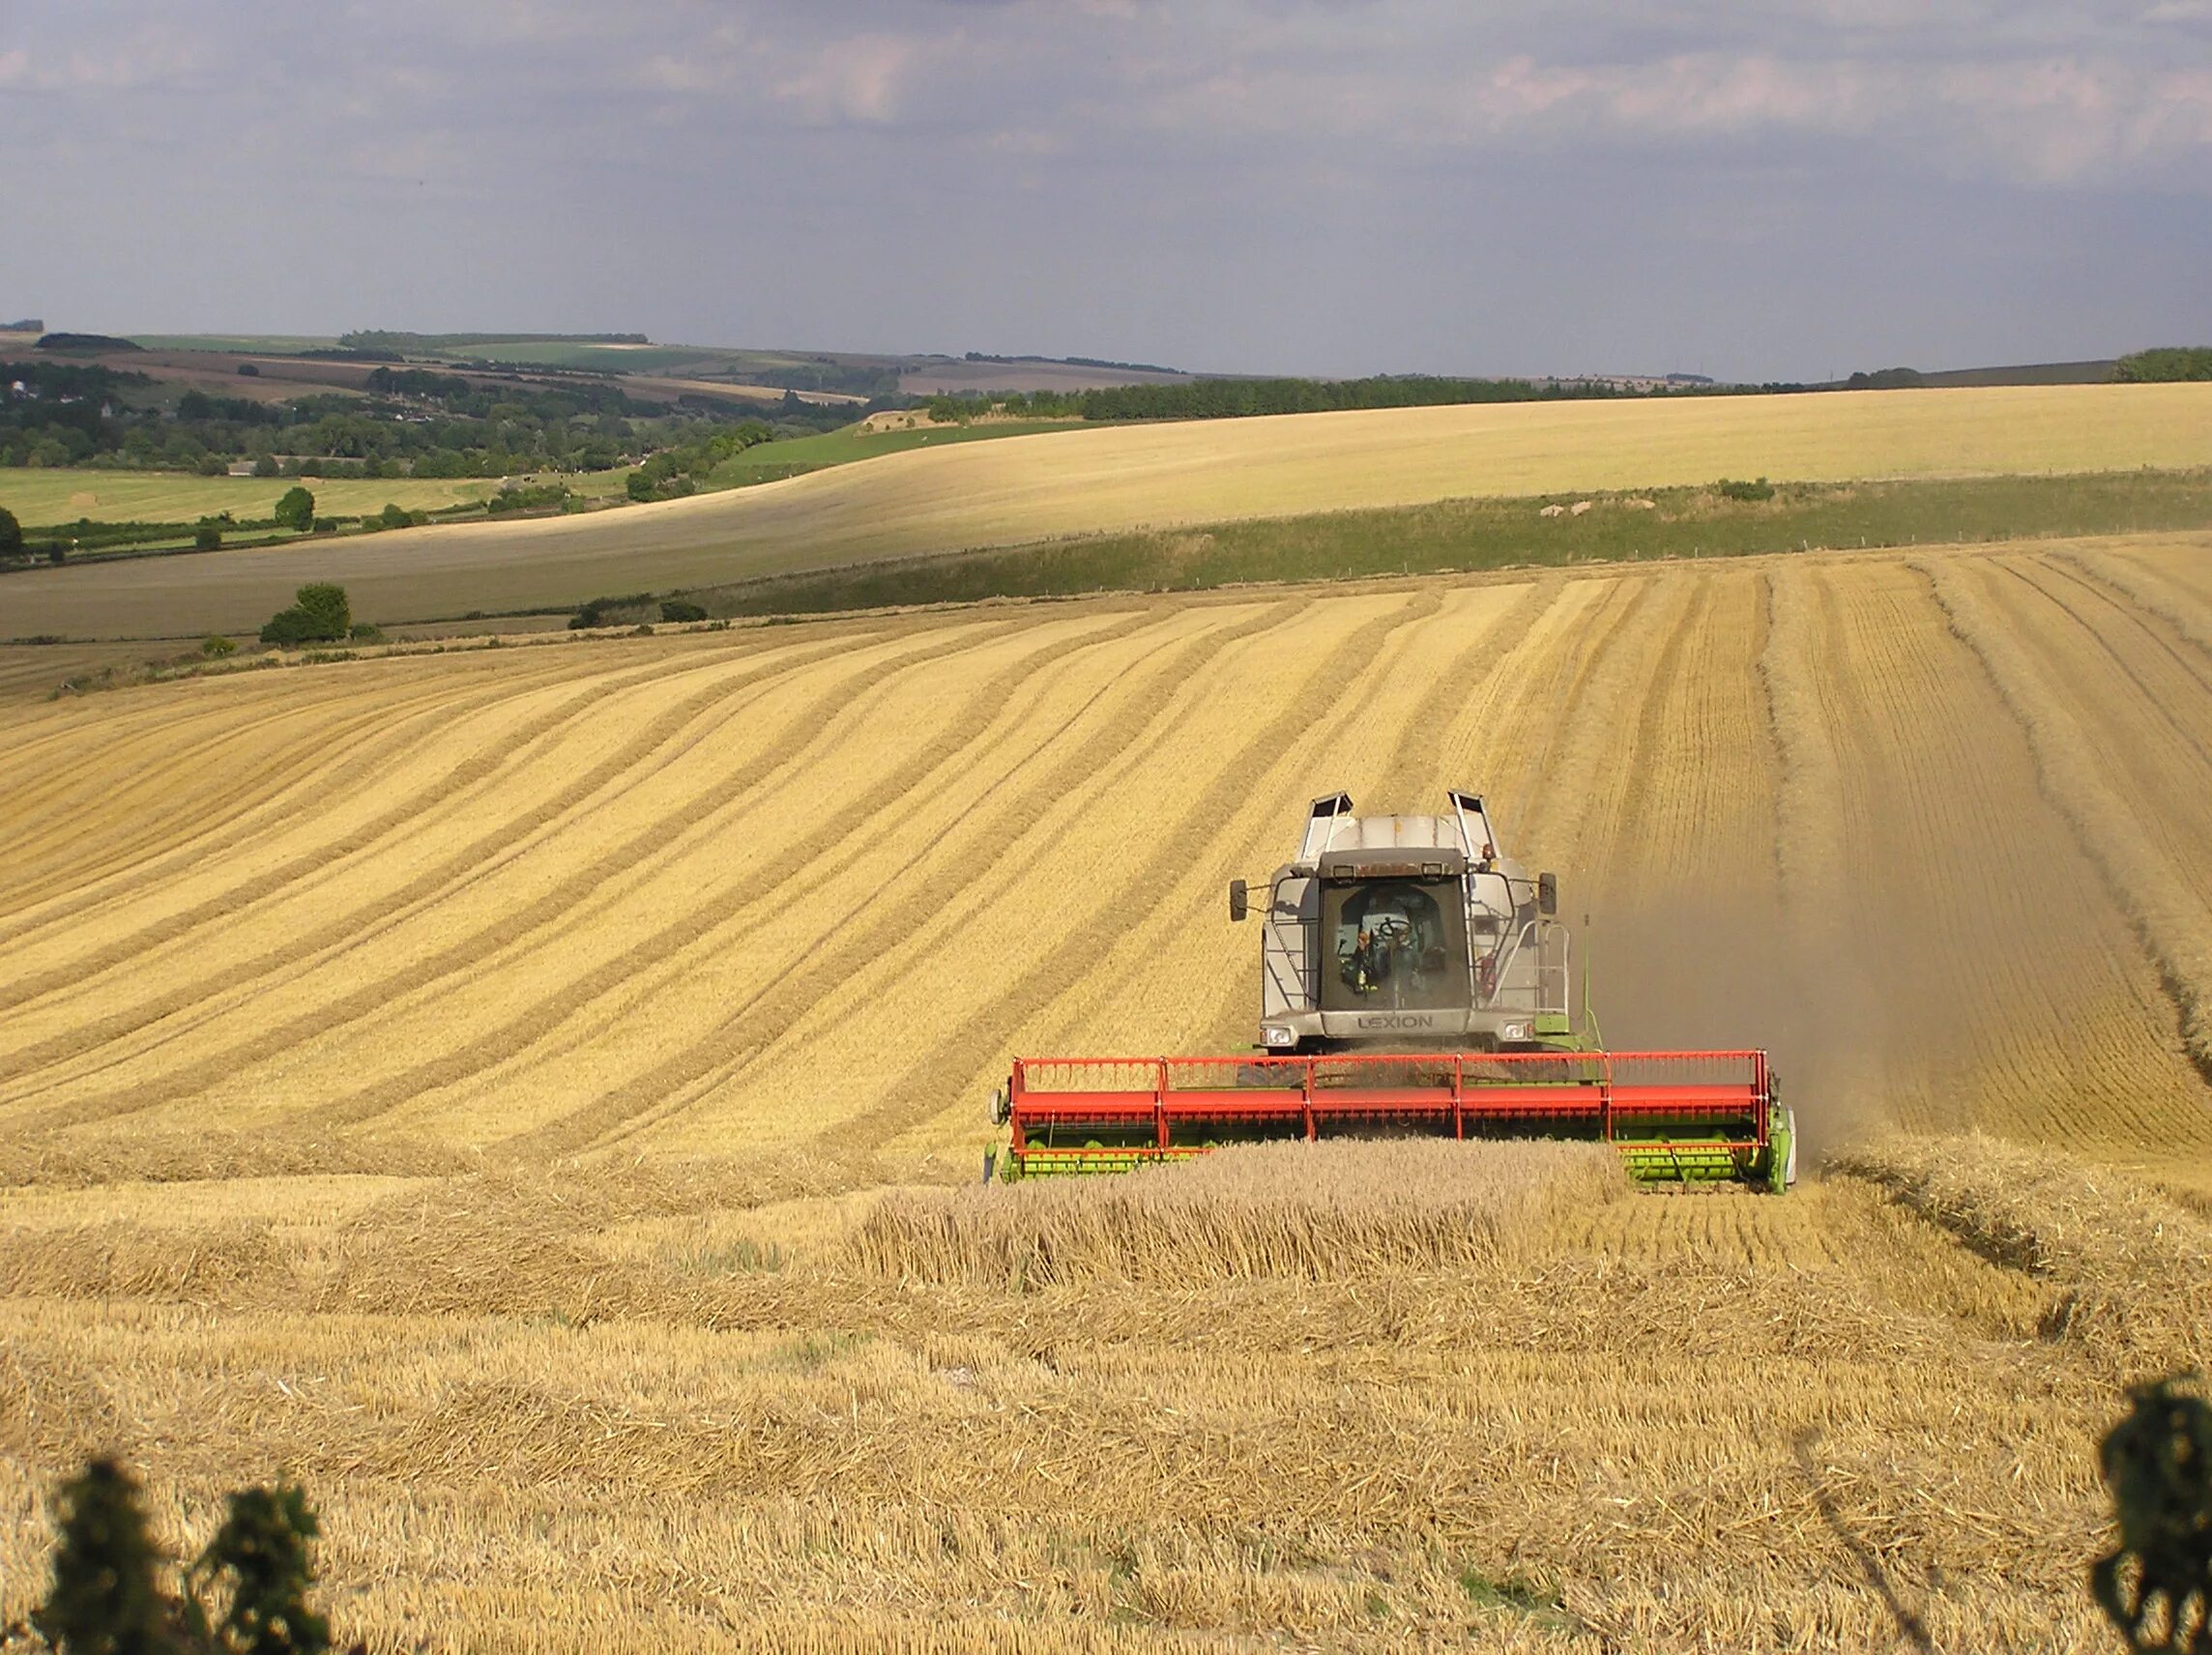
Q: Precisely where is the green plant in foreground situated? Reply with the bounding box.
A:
[32,1459,181,1655]
[184,1485,330,1655]
[26,1459,335,1655]
[2096,1374,2212,1653]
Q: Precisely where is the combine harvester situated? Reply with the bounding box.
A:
[992,791,1796,1191]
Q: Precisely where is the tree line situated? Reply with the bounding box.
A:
[922,372,1797,425]
[2115,346,2212,383]
[0,359,863,480]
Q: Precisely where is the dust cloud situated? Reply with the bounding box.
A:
[1582,888,1888,1161]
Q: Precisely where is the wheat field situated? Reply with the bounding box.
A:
[10,381,2212,639]
[4,531,2212,1650]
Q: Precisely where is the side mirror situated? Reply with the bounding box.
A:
[1538,873,1557,916]
[1229,879,1249,922]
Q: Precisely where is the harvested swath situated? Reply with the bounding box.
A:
[1836,1133,2212,1376]
[9,537,2212,1653]
[0,1218,286,1306]
[0,1128,478,1189]
[851,1139,1627,1286]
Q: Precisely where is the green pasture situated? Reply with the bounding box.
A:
[690,469,2212,617]
[125,334,343,356]
[710,420,1087,486]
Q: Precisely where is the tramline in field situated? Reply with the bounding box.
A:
[994,790,1798,1189]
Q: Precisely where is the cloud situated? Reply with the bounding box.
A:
[771,32,933,124]
[0,0,2204,380]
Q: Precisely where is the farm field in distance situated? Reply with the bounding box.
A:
[706,418,1090,486]
[8,381,2212,639]
[3,530,2210,1650]
[0,464,634,530]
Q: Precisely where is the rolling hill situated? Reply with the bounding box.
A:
[9,382,2212,639]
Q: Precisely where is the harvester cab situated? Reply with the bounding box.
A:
[994,791,1797,1192]
[1236,790,1575,1055]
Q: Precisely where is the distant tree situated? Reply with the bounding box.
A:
[0,506,19,558]
[202,635,237,657]
[252,455,279,478]
[295,583,349,637]
[194,522,222,552]
[376,503,412,531]
[196,455,228,477]
[272,487,315,532]
[236,363,260,377]
[259,584,350,646]
[2114,347,2212,384]
[659,599,708,624]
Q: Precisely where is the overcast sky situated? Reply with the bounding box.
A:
[2,1,2206,381]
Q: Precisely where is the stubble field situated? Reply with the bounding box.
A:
[9,381,2212,639]
[3,531,2211,1650]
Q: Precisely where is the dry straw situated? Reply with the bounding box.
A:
[1837,1132,2212,1376]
